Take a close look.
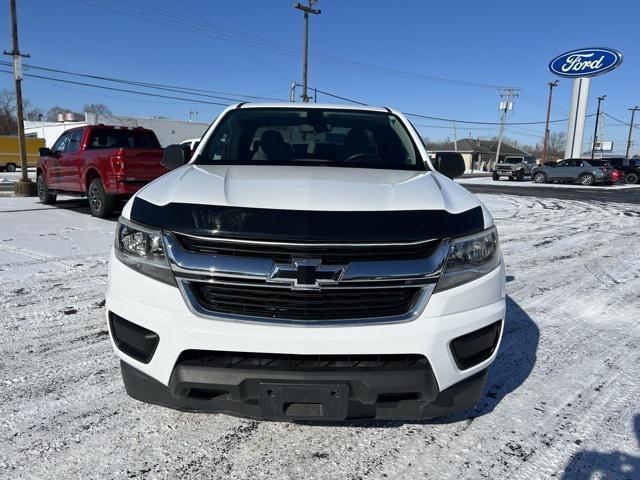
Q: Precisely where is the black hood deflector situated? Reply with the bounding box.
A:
[130,197,484,243]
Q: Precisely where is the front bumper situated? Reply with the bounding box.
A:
[120,360,489,420]
[106,250,506,420]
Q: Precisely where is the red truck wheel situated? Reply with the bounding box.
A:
[88,178,115,218]
[37,174,56,205]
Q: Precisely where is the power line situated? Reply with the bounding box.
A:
[176,0,293,83]
[303,85,367,105]
[73,0,516,90]
[0,62,606,129]
[604,112,640,129]
[403,110,594,126]
[0,60,287,102]
[0,69,232,106]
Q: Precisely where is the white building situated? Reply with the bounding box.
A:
[24,113,210,147]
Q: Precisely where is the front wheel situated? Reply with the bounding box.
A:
[37,174,56,204]
[5,163,16,172]
[516,170,525,181]
[492,172,499,181]
[88,178,115,218]
[625,172,639,184]
[579,173,595,186]
[533,172,547,183]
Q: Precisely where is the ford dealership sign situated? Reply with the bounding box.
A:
[549,48,623,78]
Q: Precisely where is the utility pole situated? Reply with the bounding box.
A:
[188,109,198,122]
[294,0,320,103]
[591,95,606,159]
[626,106,639,159]
[493,88,518,170]
[452,121,458,152]
[4,0,35,196]
[542,80,559,163]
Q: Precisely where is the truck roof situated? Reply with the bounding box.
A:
[236,102,390,113]
[62,125,155,133]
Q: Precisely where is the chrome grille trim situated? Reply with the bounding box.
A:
[163,232,449,326]
[172,231,440,248]
[164,233,450,285]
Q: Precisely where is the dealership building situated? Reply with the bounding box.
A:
[24,113,210,147]
[440,139,530,171]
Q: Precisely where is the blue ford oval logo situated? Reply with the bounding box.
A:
[549,48,623,78]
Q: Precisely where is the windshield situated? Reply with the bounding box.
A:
[502,157,523,163]
[196,108,425,170]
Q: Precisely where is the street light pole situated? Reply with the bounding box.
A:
[591,95,606,159]
[294,0,320,103]
[3,0,35,196]
[542,80,559,163]
[626,106,639,159]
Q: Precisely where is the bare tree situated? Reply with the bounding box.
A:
[0,88,37,134]
[83,103,111,115]
[547,131,566,160]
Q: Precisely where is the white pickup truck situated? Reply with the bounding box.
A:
[106,103,506,421]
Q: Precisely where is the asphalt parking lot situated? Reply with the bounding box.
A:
[458,176,640,204]
[1,193,639,479]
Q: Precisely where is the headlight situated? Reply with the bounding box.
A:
[435,227,500,292]
[114,217,175,286]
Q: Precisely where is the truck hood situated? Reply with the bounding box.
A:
[496,162,523,168]
[131,164,481,214]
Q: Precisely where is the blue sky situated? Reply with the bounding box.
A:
[2,0,639,153]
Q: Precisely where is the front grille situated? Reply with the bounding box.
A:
[190,282,421,321]
[175,233,440,263]
[177,350,429,370]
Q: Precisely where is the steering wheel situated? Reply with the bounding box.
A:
[344,152,384,164]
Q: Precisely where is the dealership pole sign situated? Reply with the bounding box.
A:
[549,48,623,78]
[549,48,623,158]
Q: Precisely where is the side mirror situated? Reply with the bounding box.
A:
[431,152,465,179]
[39,147,52,157]
[161,144,190,170]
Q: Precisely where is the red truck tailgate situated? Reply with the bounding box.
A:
[121,148,166,181]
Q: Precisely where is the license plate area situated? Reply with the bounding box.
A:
[259,383,349,421]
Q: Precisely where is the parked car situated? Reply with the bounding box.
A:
[531,159,613,186]
[0,135,45,171]
[492,155,537,181]
[37,125,166,217]
[106,103,506,422]
[604,157,640,184]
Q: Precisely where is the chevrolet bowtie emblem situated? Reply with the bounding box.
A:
[268,258,345,290]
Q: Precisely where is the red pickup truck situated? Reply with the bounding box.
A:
[37,125,167,217]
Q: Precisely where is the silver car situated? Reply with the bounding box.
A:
[531,159,613,186]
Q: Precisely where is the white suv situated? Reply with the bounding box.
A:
[106,103,505,421]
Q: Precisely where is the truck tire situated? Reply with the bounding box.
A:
[579,173,595,186]
[626,172,639,184]
[37,174,56,205]
[533,172,547,183]
[492,172,499,181]
[6,163,16,172]
[516,169,525,181]
[88,177,115,218]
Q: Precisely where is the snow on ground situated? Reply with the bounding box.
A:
[0,169,36,184]
[457,175,640,190]
[1,195,640,479]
